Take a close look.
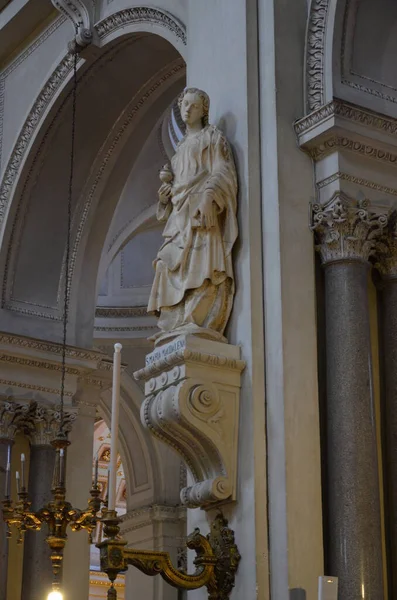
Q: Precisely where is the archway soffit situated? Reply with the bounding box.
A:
[0,6,186,248]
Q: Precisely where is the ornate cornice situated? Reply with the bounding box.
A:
[310,192,389,264]
[306,0,330,112]
[134,346,246,382]
[295,98,397,138]
[95,7,186,46]
[0,379,73,397]
[0,332,106,363]
[0,353,80,375]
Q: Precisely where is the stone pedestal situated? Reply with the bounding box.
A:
[311,194,387,599]
[134,335,245,509]
[21,444,55,600]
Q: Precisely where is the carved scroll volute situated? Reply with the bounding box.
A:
[51,0,93,48]
[136,336,245,510]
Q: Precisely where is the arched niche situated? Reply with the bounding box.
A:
[0,16,186,346]
[305,0,397,116]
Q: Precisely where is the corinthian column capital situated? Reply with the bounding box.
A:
[0,400,35,441]
[29,405,77,446]
[374,213,397,278]
[310,192,389,265]
[0,399,77,445]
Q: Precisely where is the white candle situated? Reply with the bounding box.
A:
[59,449,64,486]
[108,343,122,511]
[5,462,10,497]
[16,471,20,495]
[21,453,25,490]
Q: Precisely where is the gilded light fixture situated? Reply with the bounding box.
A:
[1,38,106,599]
[98,511,241,600]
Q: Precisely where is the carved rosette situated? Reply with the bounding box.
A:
[134,336,245,510]
[310,192,389,265]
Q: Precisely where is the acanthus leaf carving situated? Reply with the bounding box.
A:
[310,192,389,264]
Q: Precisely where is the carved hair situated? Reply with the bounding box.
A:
[178,87,210,126]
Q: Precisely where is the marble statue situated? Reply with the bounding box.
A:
[147,88,238,345]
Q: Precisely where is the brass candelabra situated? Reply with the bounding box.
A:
[2,433,105,594]
[98,510,240,600]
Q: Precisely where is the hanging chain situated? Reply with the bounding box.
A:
[59,40,78,434]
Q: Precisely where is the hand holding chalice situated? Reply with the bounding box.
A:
[158,164,173,204]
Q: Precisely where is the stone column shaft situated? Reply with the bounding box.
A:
[0,439,12,600]
[21,444,55,600]
[324,260,383,597]
[377,235,397,595]
[311,193,387,599]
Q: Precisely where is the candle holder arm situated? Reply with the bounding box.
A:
[98,512,240,600]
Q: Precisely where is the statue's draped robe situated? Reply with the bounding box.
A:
[148,125,238,334]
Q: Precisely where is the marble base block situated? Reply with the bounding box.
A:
[134,335,245,509]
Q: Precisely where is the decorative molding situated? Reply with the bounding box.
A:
[0,52,75,227]
[0,16,68,174]
[310,192,389,264]
[295,98,397,137]
[0,353,80,375]
[308,135,397,166]
[306,0,330,112]
[0,380,74,396]
[0,332,107,363]
[95,306,147,319]
[95,7,186,46]
[136,335,244,510]
[50,0,93,47]
[316,171,397,197]
[94,326,155,333]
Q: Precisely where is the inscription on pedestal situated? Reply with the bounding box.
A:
[145,337,186,366]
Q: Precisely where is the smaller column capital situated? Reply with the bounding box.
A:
[29,405,77,446]
[374,214,397,279]
[310,192,389,265]
[0,399,77,445]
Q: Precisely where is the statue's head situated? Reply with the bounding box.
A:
[178,88,210,128]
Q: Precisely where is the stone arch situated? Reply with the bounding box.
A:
[305,0,397,115]
[0,11,186,344]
